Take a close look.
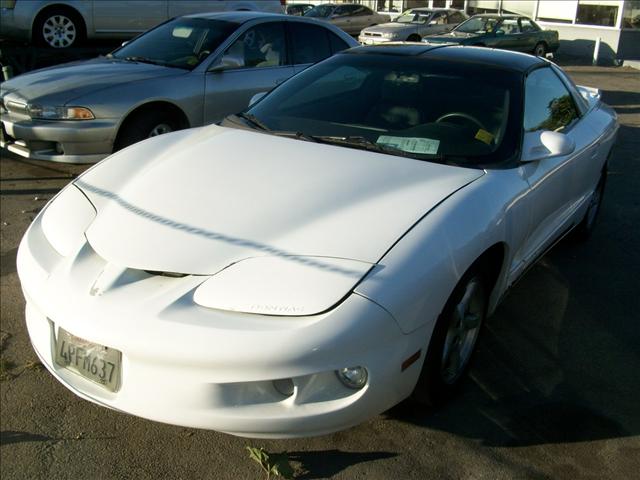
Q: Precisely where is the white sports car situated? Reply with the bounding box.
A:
[18,45,617,438]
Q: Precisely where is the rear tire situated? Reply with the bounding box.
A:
[114,111,180,151]
[411,267,488,406]
[533,42,547,57]
[34,7,85,49]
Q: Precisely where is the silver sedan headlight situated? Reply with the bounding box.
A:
[27,104,95,120]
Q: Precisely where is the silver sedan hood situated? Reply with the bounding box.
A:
[0,57,182,106]
[77,125,484,275]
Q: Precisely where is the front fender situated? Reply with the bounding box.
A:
[355,168,531,334]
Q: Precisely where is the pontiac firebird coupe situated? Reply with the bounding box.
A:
[17,45,617,438]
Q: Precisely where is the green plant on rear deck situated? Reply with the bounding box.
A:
[246,446,295,479]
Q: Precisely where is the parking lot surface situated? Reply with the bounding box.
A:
[1,65,639,479]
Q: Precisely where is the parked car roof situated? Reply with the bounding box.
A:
[346,44,545,73]
[184,11,282,22]
[471,13,522,18]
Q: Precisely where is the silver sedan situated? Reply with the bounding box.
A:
[0,12,357,163]
[359,8,467,45]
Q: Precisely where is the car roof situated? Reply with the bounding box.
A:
[345,44,545,73]
[471,13,522,18]
[184,11,282,22]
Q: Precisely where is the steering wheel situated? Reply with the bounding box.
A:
[436,112,487,131]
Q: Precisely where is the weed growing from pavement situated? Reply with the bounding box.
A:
[246,446,299,479]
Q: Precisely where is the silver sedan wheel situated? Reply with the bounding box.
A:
[441,277,484,385]
[148,123,173,138]
[42,15,77,48]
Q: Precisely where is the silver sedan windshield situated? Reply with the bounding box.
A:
[112,18,240,70]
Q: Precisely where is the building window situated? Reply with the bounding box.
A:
[623,0,640,29]
[535,0,576,24]
[451,0,465,9]
[433,0,447,7]
[576,2,619,27]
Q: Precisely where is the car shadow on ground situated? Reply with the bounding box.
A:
[287,450,397,479]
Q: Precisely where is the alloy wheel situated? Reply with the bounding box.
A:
[42,15,77,48]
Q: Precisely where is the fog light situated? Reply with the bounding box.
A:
[273,378,294,397]
[336,366,368,389]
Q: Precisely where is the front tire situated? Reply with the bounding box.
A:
[114,111,180,151]
[411,268,488,406]
[34,8,85,49]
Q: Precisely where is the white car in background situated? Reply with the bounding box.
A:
[0,0,285,48]
[17,45,617,438]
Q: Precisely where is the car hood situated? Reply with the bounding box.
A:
[0,57,182,106]
[76,125,484,275]
[364,22,414,33]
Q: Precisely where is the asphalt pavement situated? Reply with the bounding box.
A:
[0,66,639,480]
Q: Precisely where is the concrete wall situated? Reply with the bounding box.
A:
[538,23,622,62]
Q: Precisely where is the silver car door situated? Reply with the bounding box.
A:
[93,1,168,36]
[168,1,227,17]
[204,22,294,124]
[517,67,598,270]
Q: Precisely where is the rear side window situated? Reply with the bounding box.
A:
[524,68,580,132]
[329,33,350,54]
[290,23,332,64]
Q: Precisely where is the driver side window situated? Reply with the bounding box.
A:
[524,68,580,132]
[221,23,286,70]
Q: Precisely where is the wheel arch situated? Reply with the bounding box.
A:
[113,101,191,151]
[32,3,87,43]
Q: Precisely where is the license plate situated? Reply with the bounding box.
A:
[54,327,121,392]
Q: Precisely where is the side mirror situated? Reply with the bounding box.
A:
[209,55,243,73]
[521,130,576,162]
[249,92,267,106]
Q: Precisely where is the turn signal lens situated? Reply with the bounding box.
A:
[336,366,368,389]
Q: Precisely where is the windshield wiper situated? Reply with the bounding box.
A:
[123,56,169,67]
[235,112,272,131]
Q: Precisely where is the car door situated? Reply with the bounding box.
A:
[493,18,522,51]
[518,17,541,53]
[427,11,451,35]
[93,1,168,36]
[168,0,226,17]
[331,5,358,34]
[203,21,294,124]
[517,67,598,268]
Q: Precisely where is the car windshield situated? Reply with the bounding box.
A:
[112,18,240,70]
[236,53,522,166]
[395,10,432,24]
[455,16,501,34]
[305,5,335,18]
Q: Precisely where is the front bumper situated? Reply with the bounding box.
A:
[1,111,117,164]
[18,209,425,438]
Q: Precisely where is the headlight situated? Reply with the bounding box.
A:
[27,104,95,120]
[41,185,97,256]
[193,256,372,316]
